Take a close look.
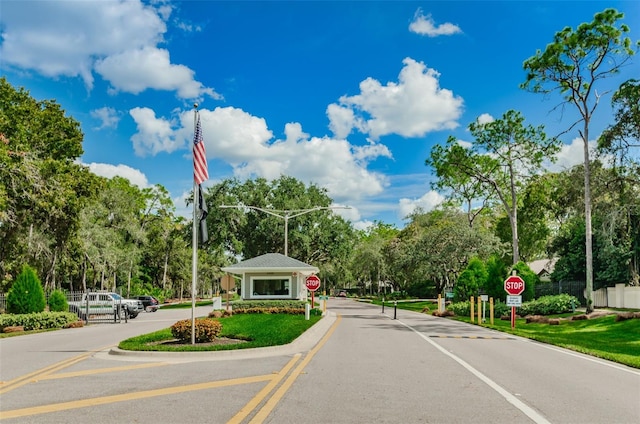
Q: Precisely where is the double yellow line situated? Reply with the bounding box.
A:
[0,315,342,423]
[228,314,341,424]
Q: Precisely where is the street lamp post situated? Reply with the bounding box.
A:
[219,205,349,256]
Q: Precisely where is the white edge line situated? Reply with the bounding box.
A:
[524,339,640,376]
[395,318,552,424]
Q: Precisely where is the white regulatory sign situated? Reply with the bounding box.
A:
[506,295,522,307]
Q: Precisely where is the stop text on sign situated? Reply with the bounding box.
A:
[504,275,525,296]
[305,275,321,292]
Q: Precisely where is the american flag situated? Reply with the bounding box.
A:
[193,112,208,184]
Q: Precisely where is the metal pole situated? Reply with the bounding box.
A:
[219,205,350,257]
[284,214,289,256]
[191,106,198,345]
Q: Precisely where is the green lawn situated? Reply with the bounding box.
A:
[119,313,322,352]
[471,314,640,368]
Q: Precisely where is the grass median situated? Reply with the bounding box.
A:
[119,313,323,352]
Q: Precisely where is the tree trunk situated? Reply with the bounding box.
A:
[583,126,594,313]
[162,250,169,291]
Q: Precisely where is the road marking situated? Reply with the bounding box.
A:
[430,335,515,339]
[396,318,552,424]
[0,374,273,419]
[38,362,169,380]
[246,314,342,424]
[226,355,301,424]
[525,339,640,376]
[0,345,112,394]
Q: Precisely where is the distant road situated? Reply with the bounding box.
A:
[1,300,638,423]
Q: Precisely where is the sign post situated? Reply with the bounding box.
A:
[220,274,235,310]
[305,275,321,309]
[504,274,525,329]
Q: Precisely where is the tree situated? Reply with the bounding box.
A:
[485,255,509,302]
[48,289,68,312]
[511,262,537,302]
[428,110,558,264]
[7,264,46,314]
[454,257,488,302]
[391,208,504,295]
[0,77,97,291]
[598,79,640,285]
[350,222,398,295]
[521,8,639,312]
[210,176,355,267]
[494,173,556,262]
[426,144,495,228]
[599,79,640,172]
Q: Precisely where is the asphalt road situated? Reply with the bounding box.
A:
[0,299,638,424]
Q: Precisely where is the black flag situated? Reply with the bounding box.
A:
[198,184,208,244]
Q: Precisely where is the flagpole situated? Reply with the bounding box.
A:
[191,104,199,345]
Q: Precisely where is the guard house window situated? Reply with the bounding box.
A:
[250,277,290,297]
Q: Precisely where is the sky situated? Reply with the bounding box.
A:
[2,0,639,230]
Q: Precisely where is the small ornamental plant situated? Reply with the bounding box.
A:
[170,318,222,343]
[48,289,69,312]
[7,265,46,314]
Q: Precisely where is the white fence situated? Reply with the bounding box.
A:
[593,284,640,309]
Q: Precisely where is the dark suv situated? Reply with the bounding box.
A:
[136,295,159,312]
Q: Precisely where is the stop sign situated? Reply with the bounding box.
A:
[504,275,525,296]
[305,275,321,292]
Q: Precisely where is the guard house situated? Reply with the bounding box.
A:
[221,253,319,301]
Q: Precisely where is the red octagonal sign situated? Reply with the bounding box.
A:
[504,275,525,296]
[305,275,321,292]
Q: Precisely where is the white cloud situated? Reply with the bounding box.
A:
[456,139,473,149]
[409,9,462,37]
[329,57,463,140]
[326,104,356,139]
[353,220,375,232]
[545,137,597,172]
[0,1,217,99]
[129,105,393,205]
[90,107,120,130]
[84,162,149,188]
[476,113,494,125]
[398,190,444,219]
[95,47,218,99]
[129,107,184,156]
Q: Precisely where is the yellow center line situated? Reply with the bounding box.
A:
[0,374,273,420]
[226,354,301,424]
[0,344,113,394]
[248,314,342,424]
[38,362,169,380]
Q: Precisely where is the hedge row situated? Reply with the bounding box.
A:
[0,311,79,331]
[447,294,580,317]
[230,300,307,312]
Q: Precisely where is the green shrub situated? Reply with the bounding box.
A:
[7,265,46,314]
[170,318,222,343]
[230,300,307,313]
[48,290,68,312]
[0,312,78,331]
[519,294,579,316]
[493,300,510,317]
[448,301,470,316]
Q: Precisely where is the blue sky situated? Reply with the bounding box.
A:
[2,1,639,229]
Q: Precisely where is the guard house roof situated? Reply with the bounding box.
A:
[221,253,319,274]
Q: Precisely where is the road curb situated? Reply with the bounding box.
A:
[107,311,337,361]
